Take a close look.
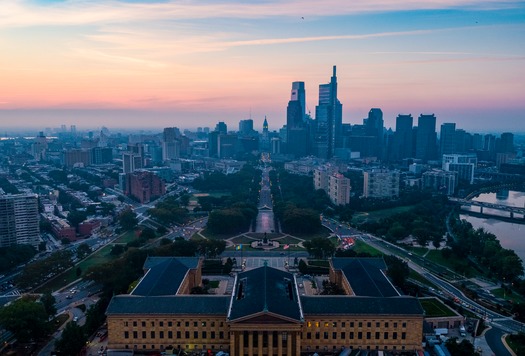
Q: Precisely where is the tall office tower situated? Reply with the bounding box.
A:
[472,134,483,150]
[162,127,180,161]
[61,124,67,132]
[238,119,255,136]
[415,114,437,162]
[70,125,77,136]
[439,123,456,156]
[122,152,143,174]
[0,194,40,248]
[286,81,309,157]
[364,108,384,159]
[392,114,413,161]
[32,131,48,161]
[290,81,306,122]
[496,132,514,153]
[314,66,343,159]
[215,122,227,135]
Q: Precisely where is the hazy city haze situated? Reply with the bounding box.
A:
[1,0,524,131]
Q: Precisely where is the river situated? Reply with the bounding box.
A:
[460,190,525,265]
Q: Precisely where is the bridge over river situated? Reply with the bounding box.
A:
[449,197,525,221]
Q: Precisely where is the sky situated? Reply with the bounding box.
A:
[1,0,524,133]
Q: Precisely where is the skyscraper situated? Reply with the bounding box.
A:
[286,81,309,157]
[392,114,413,161]
[415,114,437,162]
[439,123,456,156]
[0,194,40,247]
[314,66,342,159]
[365,108,384,159]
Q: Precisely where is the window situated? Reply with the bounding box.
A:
[394,323,398,328]
[324,322,329,327]
[177,321,181,327]
[160,321,164,327]
[350,332,354,339]
[194,331,198,338]
[124,321,128,327]
[402,322,406,328]
[194,322,198,327]
[211,331,215,339]
[151,321,155,327]
[159,331,164,339]
[402,332,406,340]
[168,331,173,338]
[393,332,398,340]
[142,331,146,338]
[376,322,380,327]
[367,322,371,328]
[384,332,388,339]
[185,321,189,327]
[375,332,380,339]
[142,321,146,327]
[332,332,337,339]
[133,321,137,327]
[340,332,345,339]
[124,331,129,339]
[385,322,389,328]
[133,331,138,338]
[202,322,206,327]
[323,332,328,339]
[358,332,362,340]
[177,331,181,339]
[168,321,173,327]
[202,331,207,339]
[219,332,224,339]
[315,332,320,340]
[185,331,190,339]
[307,321,312,327]
[350,322,354,328]
[332,322,337,327]
[307,332,311,339]
[366,332,371,340]
[211,321,215,327]
[150,331,155,339]
[342,322,346,327]
[315,322,320,327]
[358,322,362,328]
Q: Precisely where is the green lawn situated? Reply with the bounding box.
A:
[420,298,457,317]
[424,250,478,278]
[492,288,525,304]
[113,230,140,244]
[407,246,428,256]
[270,236,303,245]
[352,239,382,256]
[352,205,416,225]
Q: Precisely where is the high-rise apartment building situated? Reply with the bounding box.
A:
[122,152,143,174]
[314,66,342,159]
[415,114,437,162]
[328,173,351,206]
[363,169,400,198]
[125,171,165,204]
[422,170,457,195]
[442,154,477,184]
[0,194,40,247]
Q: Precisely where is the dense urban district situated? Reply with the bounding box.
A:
[1,68,525,356]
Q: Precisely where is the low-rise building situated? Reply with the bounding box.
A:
[363,169,400,199]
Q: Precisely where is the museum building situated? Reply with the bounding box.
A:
[106,257,424,355]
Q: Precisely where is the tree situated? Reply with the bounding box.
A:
[54,321,87,356]
[0,297,50,343]
[384,255,409,287]
[84,300,107,336]
[445,337,479,356]
[40,292,57,318]
[110,244,125,256]
[119,209,138,231]
[303,238,336,259]
[76,243,92,260]
[139,227,156,240]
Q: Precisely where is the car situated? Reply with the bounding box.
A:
[73,316,79,322]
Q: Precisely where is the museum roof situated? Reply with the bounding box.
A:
[331,257,399,297]
[300,296,424,316]
[227,264,303,322]
[106,295,230,315]
[131,257,199,296]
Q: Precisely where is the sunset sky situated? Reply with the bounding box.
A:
[1,0,524,132]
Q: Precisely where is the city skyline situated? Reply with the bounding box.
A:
[1,0,524,131]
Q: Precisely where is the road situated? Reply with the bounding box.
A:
[255,166,275,233]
